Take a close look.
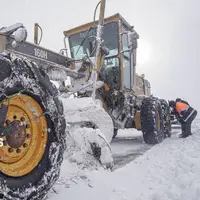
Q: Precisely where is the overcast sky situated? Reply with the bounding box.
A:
[1,0,199,110]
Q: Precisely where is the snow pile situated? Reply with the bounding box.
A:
[63,127,113,170]
[48,119,200,200]
[60,96,114,170]
[62,97,114,144]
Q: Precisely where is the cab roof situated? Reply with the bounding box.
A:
[63,13,134,37]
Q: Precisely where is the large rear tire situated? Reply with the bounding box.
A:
[0,53,66,200]
[160,99,172,138]
[140,97,164,144]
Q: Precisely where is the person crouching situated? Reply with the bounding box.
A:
[169,100,197,138]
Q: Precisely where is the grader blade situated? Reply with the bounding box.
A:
[62,97,114,167]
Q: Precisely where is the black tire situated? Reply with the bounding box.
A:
[160,99,172,138]
[140,97,164,144]
[0,53,66,200]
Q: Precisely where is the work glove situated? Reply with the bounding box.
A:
[180,110,186,116]
[170,109,176,115]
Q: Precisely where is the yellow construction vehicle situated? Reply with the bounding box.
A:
[0,0,171,199]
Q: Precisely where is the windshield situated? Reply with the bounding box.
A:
[68,21,120,90]
[68,22,118,59]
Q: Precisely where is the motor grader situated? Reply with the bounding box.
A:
[0,0,171,199]
[63,13,172,141]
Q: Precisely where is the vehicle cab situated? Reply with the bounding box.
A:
[64,13,139,92]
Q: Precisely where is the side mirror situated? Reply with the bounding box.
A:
[101,45,109,56]
[127,31,139,50]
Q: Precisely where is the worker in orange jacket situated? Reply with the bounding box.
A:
[169,100,197,138]
[171,98,190,122]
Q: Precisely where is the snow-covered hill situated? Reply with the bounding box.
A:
[47,115,200,200]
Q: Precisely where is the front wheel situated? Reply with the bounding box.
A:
[140,97,164,144]
[0,53,66,200]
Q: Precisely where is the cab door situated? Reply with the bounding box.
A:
[120,25,134,90]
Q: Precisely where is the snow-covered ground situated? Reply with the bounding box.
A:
[47,110,200,200]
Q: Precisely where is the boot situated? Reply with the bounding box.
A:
[179,132,192,138]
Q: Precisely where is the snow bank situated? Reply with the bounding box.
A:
[48,119,200,200]
[62,97,114,144]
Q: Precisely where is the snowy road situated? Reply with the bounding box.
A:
[111,130,151,169]
[111,128,180,169]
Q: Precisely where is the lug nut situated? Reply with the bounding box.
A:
[5,120,10,125]
[13,115,17,120]
[21,117,25,121]
[16,149,21,153]
[26,124,30,129]
[3,140,8,146]
[8,148,14,153]
[23,143,28,148]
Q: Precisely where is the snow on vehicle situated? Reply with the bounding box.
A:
[0,0,171,199]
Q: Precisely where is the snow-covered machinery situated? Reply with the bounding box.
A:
[0,1,115,199]
[0,0,171,199]
[64,13,172,143]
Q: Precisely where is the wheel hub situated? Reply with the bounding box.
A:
[6,121,26,148]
